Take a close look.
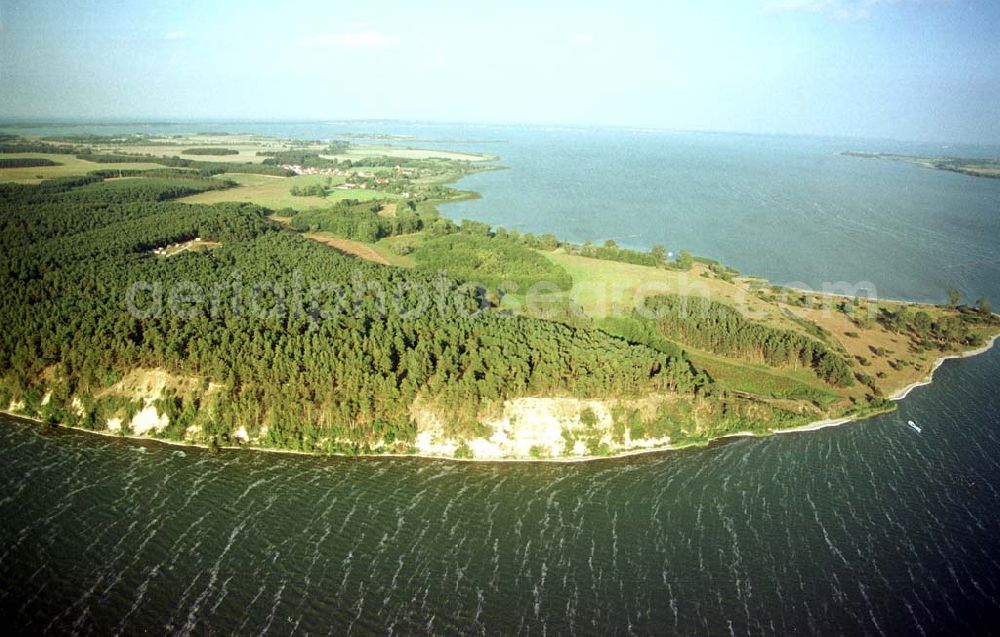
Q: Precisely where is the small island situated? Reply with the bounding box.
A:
[2,133,998,461]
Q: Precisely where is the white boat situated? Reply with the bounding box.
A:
[907,420,921,433]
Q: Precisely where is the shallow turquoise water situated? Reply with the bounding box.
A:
[1,121,999,634]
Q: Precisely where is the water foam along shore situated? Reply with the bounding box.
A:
[2,332,997,462]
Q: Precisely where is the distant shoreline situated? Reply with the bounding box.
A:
[842,151,1000,179]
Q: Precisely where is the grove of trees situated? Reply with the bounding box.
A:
[638,294,856,387]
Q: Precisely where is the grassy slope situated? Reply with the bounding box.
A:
[544,251,774,317]
[686,350,839,407]
[556,253,998,407]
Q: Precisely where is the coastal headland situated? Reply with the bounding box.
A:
[2,132,998,461]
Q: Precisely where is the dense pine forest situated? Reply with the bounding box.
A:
[0,172,702,452]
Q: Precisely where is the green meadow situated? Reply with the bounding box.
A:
[0,153,171,184]
[179,173,394,210]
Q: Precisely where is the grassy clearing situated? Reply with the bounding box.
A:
[687,350,840,407]
[0,153,168,183]
[374,234,424,266]
[535,248,992,404]
[150,238,222,258]
[542,250,783,324]
[178,173,393,210]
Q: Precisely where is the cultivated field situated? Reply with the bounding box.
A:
[72,133,290,164]
[178,173,394,211]
[72,133,494,165]
[0,153,170,183]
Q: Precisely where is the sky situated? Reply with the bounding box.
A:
[1,0,998,144]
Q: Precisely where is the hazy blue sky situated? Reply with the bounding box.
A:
[1,0,998,143]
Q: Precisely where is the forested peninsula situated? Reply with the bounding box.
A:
[2,132,998,460]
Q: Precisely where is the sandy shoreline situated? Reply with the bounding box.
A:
[1,334,996,463]
[0,410,691,464]
[888,332,999,401]
[769,332,999,437]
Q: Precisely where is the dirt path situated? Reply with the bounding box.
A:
[303,232,392,265]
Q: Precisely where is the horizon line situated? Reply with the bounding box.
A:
[0,116,997,149]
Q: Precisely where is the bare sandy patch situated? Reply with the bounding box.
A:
[303,232,392,265]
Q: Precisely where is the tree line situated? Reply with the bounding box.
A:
[636,294,855,387]
[289,199,427,242]
[0,157,60,168]
[182,148,239,155]
[75,151,293,177]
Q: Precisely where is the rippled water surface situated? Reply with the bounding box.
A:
[2,122,1000,633]
[3,349,1000,634]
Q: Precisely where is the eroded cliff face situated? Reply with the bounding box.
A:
[411,395,678,460]
[6,380,678,460]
